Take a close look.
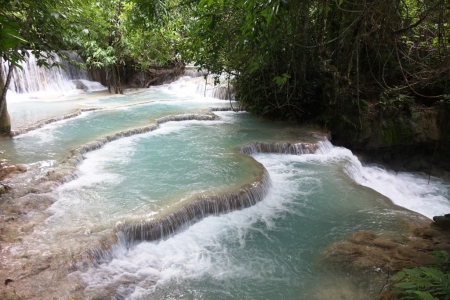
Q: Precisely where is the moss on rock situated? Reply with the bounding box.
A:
[380,120,414,147]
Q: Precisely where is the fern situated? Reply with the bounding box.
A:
[391,251,450,300]
[414,291,438,300]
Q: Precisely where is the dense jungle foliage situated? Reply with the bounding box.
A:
[1,0,450,143]
[188,0,450,122]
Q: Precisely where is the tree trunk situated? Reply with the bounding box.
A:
[0,62,12,136]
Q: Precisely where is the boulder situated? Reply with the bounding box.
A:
[433,214,450,229]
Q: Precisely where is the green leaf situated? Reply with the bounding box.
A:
[414,291,439,300]
[404,268,422,278]
[395,281,417,289]
[391,271,407,281]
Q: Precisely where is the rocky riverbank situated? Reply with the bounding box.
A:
[322,210,450,299]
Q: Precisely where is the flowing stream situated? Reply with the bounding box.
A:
[1,63,450,299]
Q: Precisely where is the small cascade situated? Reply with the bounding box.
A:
[1,51,104,94]
[184,68,208,78]
[166,76,235,100]
[237,141,318,156]
[178,70,236,100]
[63,125,160,167]
[210,106,246,112]
[196,82,235,100]
[156,113,217,124]
[118,169,271,245]
[310,140,450,219]
[73,79,107,92]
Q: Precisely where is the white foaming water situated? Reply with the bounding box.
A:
[45,118,227,234]
[74,79,107,92]
[5,57,449,299]
[313,141,450,219]
[2,51,105,96]
[165,76,235,100]
[2,51,106,131]
[75,149,415,299]
[45,137,135,227]
[76,154,317,299]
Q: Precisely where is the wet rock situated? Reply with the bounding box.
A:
[0,184,11,195]
[323,217,450,300]
[373,238,397,249]
[0,162,27,181]
[315,283,372,300]
[348,231,377,244]
[0,225,19,242]
[377,293,398,300]
[0,290,22,300]
[432,214,450,229]
[323,229,439,275]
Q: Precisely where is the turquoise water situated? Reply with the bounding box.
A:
[76,150,408,299]
[3,79,450,299]
[2,96,228,164]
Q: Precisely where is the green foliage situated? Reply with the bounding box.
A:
[179,0,450,121]
[380,89,414,111]
[77,0,132,93]
[2,0,450,124]
[0,0,84,65]
[273,73,291,86]
[391,251,450,300]
[437,95,450,106]
[123,0,187,68]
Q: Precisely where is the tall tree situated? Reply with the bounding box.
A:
[0,0,83,135]
[79,0,128,94]
[182,0,450,122]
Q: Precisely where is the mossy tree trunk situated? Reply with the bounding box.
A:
[0,62,12,136]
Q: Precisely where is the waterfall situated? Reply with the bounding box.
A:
[184,68,208,78]
[179,70,236,100]
[305,140,450,219]
[210,107,245,112]
[118,169,271,245]
[237,141,318,156]
[196,81,235,100]
[1,51,104,94]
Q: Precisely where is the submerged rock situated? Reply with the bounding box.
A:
[323,231,433,274]
[322,215,450,300]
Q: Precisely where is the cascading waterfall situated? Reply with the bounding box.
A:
[115,140,328,246]
[1,73,450,299]
[184,68,208,78]
[119,169,271,245]
[1,51,105,94]
[237,141,318,156]
[171,72,236,100]
[305,139,450,219]
[197,82,235,100]
[210,106,246,112]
